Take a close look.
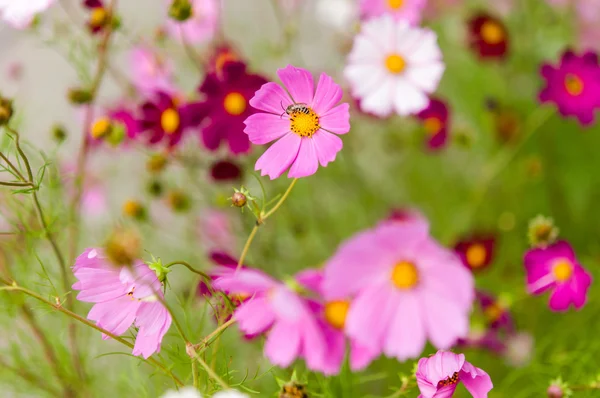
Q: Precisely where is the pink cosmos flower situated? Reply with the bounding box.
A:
[198,209,236,254]
[322,218,474,361]
[72,248,172,358]
[524,240,592,311]
[244,65,350,179]
[359,0,426,25]
[0,0,55,29]
[416,351,493,398]
[129,46,175,95]
[539,50,600,126]
[164,0,219,44]
[211,266,326,370]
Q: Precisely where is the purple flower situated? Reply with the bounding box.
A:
[415,98,450,151]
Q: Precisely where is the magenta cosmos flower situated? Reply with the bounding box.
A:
[322,219,474,361]
[524,240,592,311]
[211,266,327,370]
[539,50,600,126]
[416,98,450,151]
[72,248,172,358]
[195,62,268,154]
[359,0,426,24]
[416,351,493,398]
[139,91,198,147]
[244,65,350,179]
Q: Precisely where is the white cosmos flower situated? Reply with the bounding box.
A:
[0,0,55,29]
[344,15,445,117]
[160,388,249,398]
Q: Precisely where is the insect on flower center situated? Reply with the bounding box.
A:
[423,117,443,136]
[223,92,247,116]
[564,73,584,96]
[553,259,573,282]
[437,372,460,388]
[90,117,112,139]
[466,243,487,268]
[90,7,108,28]
[391,261,419,289]
[387,0,404,10]
[480,20,504,45]
[385,54,406,74]
[289,107,320,137]
[324,300,350,330]
[160,108,180,134]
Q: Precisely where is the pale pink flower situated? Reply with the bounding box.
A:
[198,209,236,254]
[165,0,219,44]
[323,218,474,361]
[211,266,326,370]
[244,65,350,179]
[359,0,426,24]
[345,15,445,117]
[72,248,172,358]
[129,45,175,95]
[0,0,55,29]
[416,350,493,398]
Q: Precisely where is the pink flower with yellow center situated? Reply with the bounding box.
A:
[359,0,426,24]
[416,350,493,398]
[323,218,474,361]
[72,248,172,358]
[539,50,600,126]
[164,0,219,44]
[524,240,592,311]
[244,65,350,179]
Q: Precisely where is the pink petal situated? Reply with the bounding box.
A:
[277,65,315,105]
[422,293,469,349]
[212,266,278,295]
[350,340,380,371]
[288,138,319,178]
[460,361,493,398]
[264,321,301,367]
[312,73,343,114]
[235,297,276,335]
[383,293,425,360]
[244,113,291,144]
[255,133,302,180]
[312,131,343,167]
[319,103,350,135]
[249,82,292,114]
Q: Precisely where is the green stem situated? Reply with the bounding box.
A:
[0,356,62,397]
[261,178,298,220]
[165,261,211,280]
[192,360,199,388]
[235,224,258,271]
[0,181,33,187]
[192,318,235,352]
[189,347,229,390]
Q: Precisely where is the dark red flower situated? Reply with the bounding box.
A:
[476,290,514,332]
[468,13,509,60]
[209,45,241,78]
[210,160,242,181]
[454,234,496,271]
[415,97,450,151]
[195,62,268,155]
[83,0,110,34]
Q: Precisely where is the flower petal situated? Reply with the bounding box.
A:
[312,73,343,114]
[255,133,302,180]
[277,65,315,105]
[264,321,301,367]
[320,103,350,135]
[244,112,291,144]
[249,82,292,114]
[383,292,425,360]
[312,131,343,167]
[288,138,319,178]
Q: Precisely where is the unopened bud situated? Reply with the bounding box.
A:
[146,256,171,284]
[547,384,563,398]
[52,124,67,142]
[0,96,14,126]
[90,116,113,139]
[280,382,308,398]
[167,190,191,212]
[147,153,168,173]
[169,0,193,21]
[104,227,141,266]
[122,200,146,221]
[528,215,559,248]
[147,179,164,197]
[231,191,247,208]
[68,88,93,105]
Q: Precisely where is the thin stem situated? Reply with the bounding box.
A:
[0,356,62,397]
[0,151,27,181]
[189,348,229,390]
[192,359,199,388]
[0,282,184,387]
[262,178,298,220]
[235,225,258,271]
[191,318,235,352]
[165,261,211,280]
[0,181,33,187]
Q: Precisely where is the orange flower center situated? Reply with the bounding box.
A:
[90,117,112,139]
[480,20,504,45]
[564,73,584,96]
[90,7,108,28]
[324,300,350,330]
[553,259,573,282]
[289,106,320,137]
[391,261,419,289]
[423,117,443,136]
[160,108,180,134]
[466,243,487,268]
[223,92,247,116]
[385,54,406,74]
[388,0,404,10]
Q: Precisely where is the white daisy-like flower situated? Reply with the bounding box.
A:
[0,0,55,29]
[160,388,249,398]
[344,15,445,117]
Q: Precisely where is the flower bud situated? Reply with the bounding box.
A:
[547,384,563,398]
[167,190,191,212]
[0,96,14,126]
[231,191,247,208]
[147,179,164,197]
[104,227,141,266]
[52,124,67,143]
[528,215,559,248]
[106,122,126,146]
[90,117,113,139]
[146,256,171,284]
[169,0,193,21]
[122,200,146,221]
[68,88,93,105]
[147,153,168,173]
[280,382,308,398]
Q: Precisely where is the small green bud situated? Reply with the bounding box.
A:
[169,0,193,21]
[167,189,191,212]
[0,96,14,126]
[122,200,147,221]
[68,88,93,105]
[52,124,67,142]
[147,256,171,284]
[147,179,164,197]
[106,122,126,146]
[104,227,141,267]
[147,153,168,173]
[528,215,559,248]
[231,191,247,208]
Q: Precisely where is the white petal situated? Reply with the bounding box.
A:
[345,64,387,97]
[360,75,396,117]
[393,79,429,116]
[405,62,445,93]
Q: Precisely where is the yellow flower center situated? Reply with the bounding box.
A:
[391,261,419,289]
[385,54,406,74]
[387,0,404,10]
[324,300,350,330]
[564,74,584,96]
[423,117,443,136]
[289,107,320,137]
[90,117,112,139]
[466,243,487,269]
[553,259,573,282]
[122,200,143,217]
[484,302,503,323]
[480,20,504,45]
[160,108,180,134]
[223,92,247,116]
[90,7,108,28]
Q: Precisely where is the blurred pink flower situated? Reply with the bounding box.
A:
[524,240,592,311]
[211,266,326,370]
[72,248,172,358]
[198,209,236,254]
[244,65,350,179]
[129,46,175,95]
[0,0,55,29]
[539,49,600,126]
[345,16,444,117]
[359,0,426,24]
[416,350,493,398]
[164,0,219,44]
[323,219,474,361]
